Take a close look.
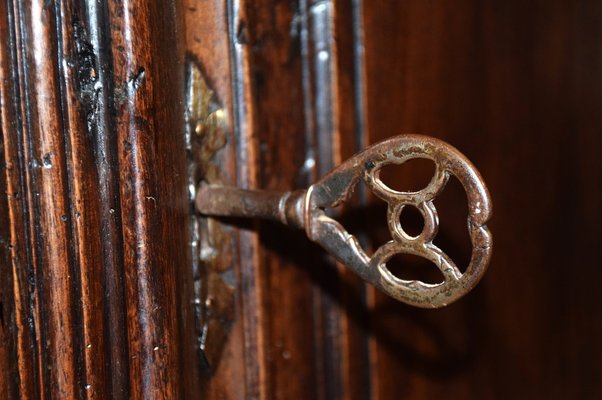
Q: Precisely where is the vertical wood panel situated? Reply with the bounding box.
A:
[70,2,131,397]
[0,2,38,398]
[186,1,375,399]
[55,3,109,397]
[107,1,188,398]
[13,1,83,397]
[332,1,372,398]
[244,2,320,398]
[0,0,195,398]
[6,1,599,399]
[207,1,374,399]
[361,1,602,398]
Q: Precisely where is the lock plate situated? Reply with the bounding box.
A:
[186,60,234,371]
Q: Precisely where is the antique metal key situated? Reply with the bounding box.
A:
[196,134,492,308]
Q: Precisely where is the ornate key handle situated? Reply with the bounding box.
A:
[196,134,492,308]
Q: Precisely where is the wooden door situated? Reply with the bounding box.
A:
[1,1,601,399]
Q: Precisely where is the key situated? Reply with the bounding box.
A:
[196,134,492,308]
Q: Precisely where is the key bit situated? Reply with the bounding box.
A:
[195,134,492,308]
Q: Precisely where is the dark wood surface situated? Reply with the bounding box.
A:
[1,0,601,399]
[206,1,602,399]
[0,0,197,399]
[361,1,602,399]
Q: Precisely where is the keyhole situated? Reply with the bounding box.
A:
[399,205,424,239]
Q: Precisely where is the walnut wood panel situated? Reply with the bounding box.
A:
[332,1,372,399]
[230,2,323,398]
[3,1,599,399]
[362,1,602,399]
[0,3,37,399]
[240,1,372,399]
[184,1,374,399]
[0,0,197,399]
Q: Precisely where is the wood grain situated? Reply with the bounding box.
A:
[3,1,601,399]
[189,1,376,399]
[362,1,602,398]
[107,0,189,398]
[236,2,321,398]
[193,1,602,399]
[0,2,38,398]
[0,0,194,398]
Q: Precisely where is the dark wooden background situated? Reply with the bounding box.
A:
[1,0,601,399]
[191,0,602,399]
[360,1,602,399]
